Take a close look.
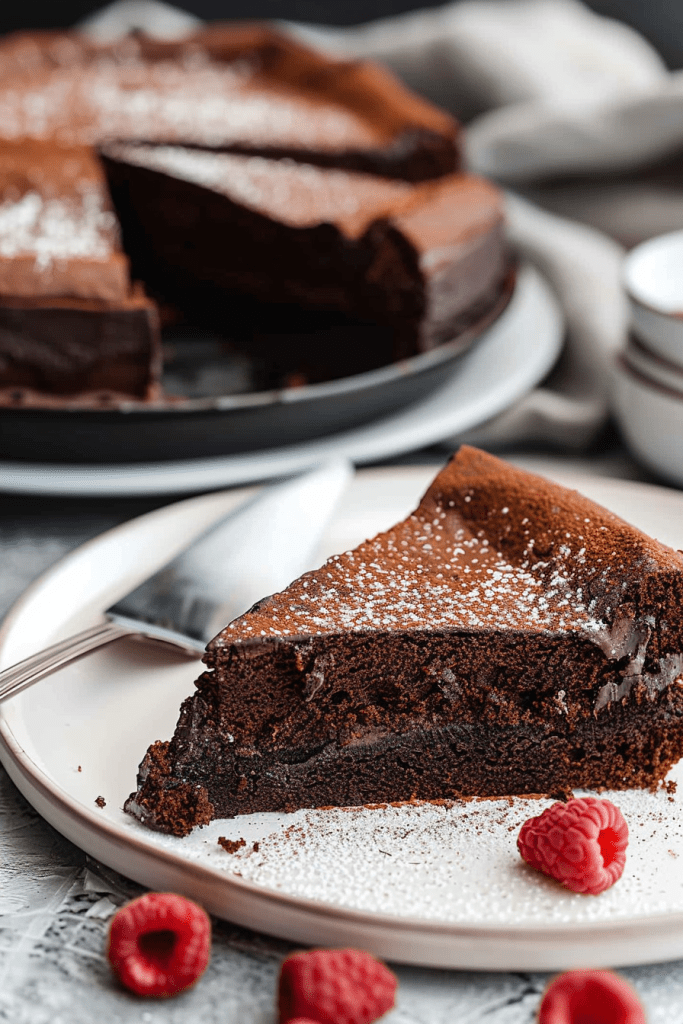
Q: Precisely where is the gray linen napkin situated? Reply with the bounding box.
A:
[81,0,677,448]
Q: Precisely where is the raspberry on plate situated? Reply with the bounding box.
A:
[278,947,397,1024]
[107,892,211,997]
[539,969,646,1024]
[517,797,628,895]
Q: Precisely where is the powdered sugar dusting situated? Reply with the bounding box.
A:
[0,187,116,267]
[218,499,606,644]
[129,762,683,927]
[0,58,382,151]
[107,145,412,233]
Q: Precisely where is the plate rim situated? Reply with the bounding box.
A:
[4,466,683,969]
[0,263,563,497]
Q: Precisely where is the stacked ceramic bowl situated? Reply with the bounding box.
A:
[614,230,683,485]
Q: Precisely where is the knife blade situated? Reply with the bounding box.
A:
[0,460,352,703]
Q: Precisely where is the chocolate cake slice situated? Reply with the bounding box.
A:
[126,448,683,835]
[0,140,160,403]
[0,25,459,181]
[101,145,507,362]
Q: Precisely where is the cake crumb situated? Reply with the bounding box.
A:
[95,795,106,808]
[77,766,82,772]
[218,837,246,854]
[549,788,575,803]
[252,842,260,853]
[669,849,678,858]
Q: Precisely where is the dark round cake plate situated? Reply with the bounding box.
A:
[0,265,563,494]
[1,276,515,465]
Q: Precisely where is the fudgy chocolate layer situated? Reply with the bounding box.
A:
[126,448,683,834]
[0,295,160,401]
[128,632,683,830]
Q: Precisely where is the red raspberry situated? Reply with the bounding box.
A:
[107,892,211,997]
[539,969,646,1023]
[278,948,397,1024]
[517,797,628,895]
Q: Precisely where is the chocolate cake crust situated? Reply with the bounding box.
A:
[0,25,459,181]
[0,140,128,303]
[126,448,683,834]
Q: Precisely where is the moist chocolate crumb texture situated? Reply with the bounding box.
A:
[125,447,683,835]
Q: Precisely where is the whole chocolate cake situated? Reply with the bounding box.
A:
[125,448,683,836]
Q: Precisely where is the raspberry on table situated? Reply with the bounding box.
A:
[517,796,628,895]
[107,891,211,997]
[278,947,397,1024]
[538,969,646,1023]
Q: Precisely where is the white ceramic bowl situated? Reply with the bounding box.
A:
[623,230,683,368]
[623,335,683,394]
[612,355,683,486]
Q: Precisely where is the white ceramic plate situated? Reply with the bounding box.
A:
[0,264,562,496]
[4,465,683,971]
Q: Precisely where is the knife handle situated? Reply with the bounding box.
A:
[0,620,133,704]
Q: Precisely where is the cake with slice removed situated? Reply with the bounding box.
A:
[125,447,683,835]
[0,22,461,406]
[101,145,508,363]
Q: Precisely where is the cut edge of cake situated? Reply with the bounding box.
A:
[99,144,509,362]
[0,139,161,403]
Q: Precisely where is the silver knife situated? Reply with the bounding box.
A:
[0,460,352,703]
